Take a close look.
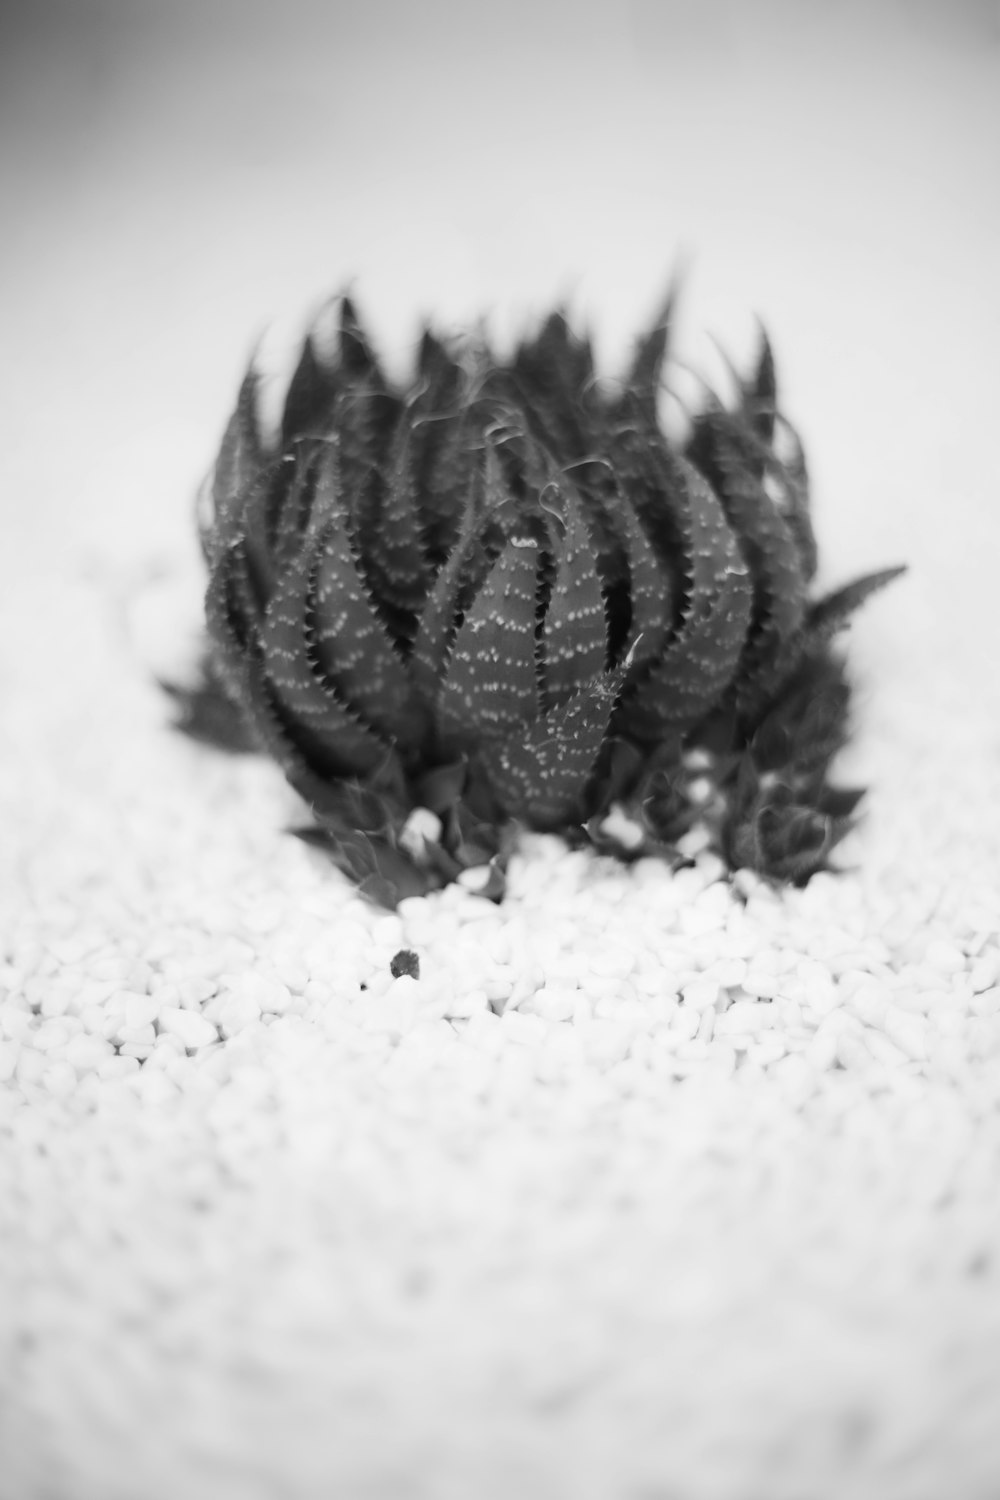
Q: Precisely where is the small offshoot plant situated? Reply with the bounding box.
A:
[170,292,904,907]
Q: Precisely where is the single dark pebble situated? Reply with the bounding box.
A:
[390,949,420,980]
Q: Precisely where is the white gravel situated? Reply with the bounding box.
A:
[2,542,1000,1500]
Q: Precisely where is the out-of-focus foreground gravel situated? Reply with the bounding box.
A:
[6,540,1000,1500]
[3,5,1000,1498]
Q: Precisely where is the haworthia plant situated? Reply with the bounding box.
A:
[172,294,905,905]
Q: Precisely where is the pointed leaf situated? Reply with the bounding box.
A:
[410,448,507,705]
[410,335,469,562]
[310,495,423,744]
[805,565,907,645]
[511,311,595,456]
[481,671,621,829]
[239,463,289,609]
[301,822,435,908]
[437,533,541,741]
[617,492,674,667]
[611,278,678,426]
[362,418,433,628]
[616,553,753,740]
[686,410,808,714]
[726,779,836,884]
[543,489,608,704]
[817,785,866,821]
[743,329,777,449]
[260,545,392,779]
[747,648,852,791]
[281,334,339,445]
[163,664,256,754]
[269,452,317,574]
[204,540,264,702]
[767,415,818,583]
[207,370,265,560]
[339,296,387,387]
[612,428,732,618]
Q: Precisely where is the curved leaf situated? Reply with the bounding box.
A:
[739,329,777,452]
[686,410,808,714]
[616,552,752,741]
[281,334,339,446]
[482,671,620,829]
[260,545,392,779]
[362,418,433,633]
[616,491,674,668]
[543,488,608,704]
[206,370,265,562]
[615,279,678,427]
[511,311,596,456]
[768,415,817,583]
[410,446,507,706]
[804,565,907,647]
[437,531,541,742]
[338,296,387,387]
[309,502,423,744]
[204,539,263,699]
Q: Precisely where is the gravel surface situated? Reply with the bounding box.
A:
[3,6,999,1498]
[3,500,1000,1500]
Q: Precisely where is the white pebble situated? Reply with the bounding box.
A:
[124,992,161,1029]
[42,1060,78,1097]
[970,952,1000,994]
[443,987,489,1019]
[704,957,748,989]
[848,981,891,1029]
[715,999,771,1035]
[598,804,646,852]
[679,904,724,938]
[770,1052,817,1103]
[924,939,967,975]
[804,1020,843,1072]
[16,1049,46,1086]
[675,825,712,858]
[97,1055,141,1080]
[398,807,443,859]
[216,992,263,1035]
[682,980,720,1012]
[530,985,577,1023]
[158,1007,219,1051]
[970,986,1000,1018]
[883,1007,928,1062]
[579,1018,632,1069]
[32,1019,74,1053]
[1,1008,36,1042]
[302,978,334,1005]
[0,1039,20,1082]
[863,1030,909,1069]
[136,1071,180,1106]
[360,986,419,1039]
[236,972,292,1015]
[499,1011,548,1046]
[117,1023,156,1046]
[461,1013,503,1054]
[741,972,779,999]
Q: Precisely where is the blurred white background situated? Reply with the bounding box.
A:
[1,0,998,653]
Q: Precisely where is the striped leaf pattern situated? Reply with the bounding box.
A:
[542,490,607,705]
[437,533,541,740]
[179,291,904,902]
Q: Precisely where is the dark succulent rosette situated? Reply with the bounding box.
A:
[173,293,903,906]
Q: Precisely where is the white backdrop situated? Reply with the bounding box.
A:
[3,1,998,592]
[3,7,1000,1499]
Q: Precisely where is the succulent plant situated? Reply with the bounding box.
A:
[173,292,903,906]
